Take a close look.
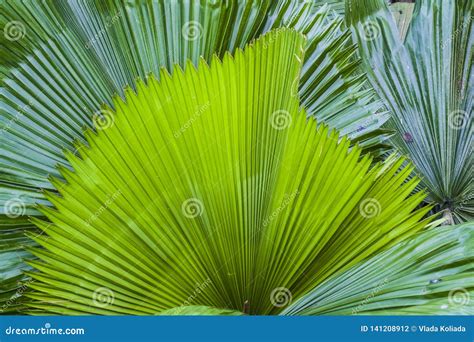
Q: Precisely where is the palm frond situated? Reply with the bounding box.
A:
[283,222,474,315]
[157,306,243,316]
[346,0,473,222]
[24,29,433,315]
[0,0,389,311]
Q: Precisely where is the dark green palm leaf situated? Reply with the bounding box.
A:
[346,0,473,222]
[283,222,473,315]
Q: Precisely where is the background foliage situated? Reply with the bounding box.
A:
[0,0,472,315]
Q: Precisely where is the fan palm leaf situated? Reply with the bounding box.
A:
[346,0,473,222]
[156,306,243,316]
[22,29,451,315]
[170,223,474,316]
[0,0,388,311]
[283,222,473,315]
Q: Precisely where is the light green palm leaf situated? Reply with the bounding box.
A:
[24,29,437,315]
[0,0,389,311]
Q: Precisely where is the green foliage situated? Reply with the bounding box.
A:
[0,0,388,312]
[1,0,471,317]
[157,306,243,316]
[25,30,436,315]
[346,0,473,222]
[283,222,474,315]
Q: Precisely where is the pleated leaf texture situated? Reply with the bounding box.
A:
[283,223,474,315]
[346,0,473,222]
[0,0,389,310]
[27,29,431,315]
